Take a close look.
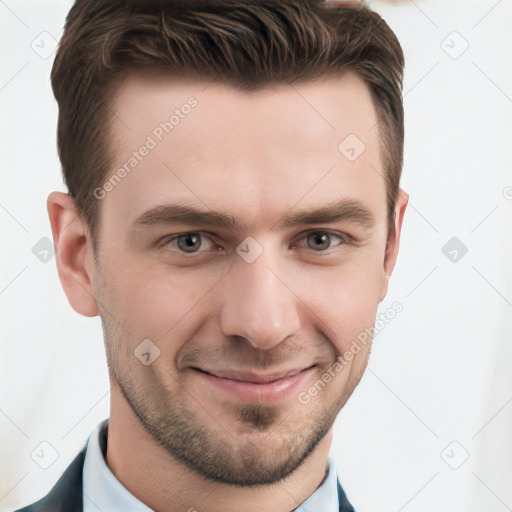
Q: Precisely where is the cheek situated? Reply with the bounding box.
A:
[297,257,384,354]
[101,255,220,341]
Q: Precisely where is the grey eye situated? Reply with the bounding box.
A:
[168,233,214,253]
[296,231,347,252]
[306,232,333,251]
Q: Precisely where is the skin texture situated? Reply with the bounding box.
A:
[48,71,408,512]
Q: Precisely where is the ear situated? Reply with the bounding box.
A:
[379,188,409,302]
[47,191,99,317]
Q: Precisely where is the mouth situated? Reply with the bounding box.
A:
[191,365,316,403]
[193,367,312,383]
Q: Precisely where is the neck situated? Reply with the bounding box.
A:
[106,383,334,512]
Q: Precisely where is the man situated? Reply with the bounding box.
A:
[16,0,407,510]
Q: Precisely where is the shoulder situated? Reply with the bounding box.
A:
[13,448,86,512]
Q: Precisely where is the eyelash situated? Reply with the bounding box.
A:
[160,230,354,256]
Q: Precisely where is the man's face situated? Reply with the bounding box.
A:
[90,71,400,485]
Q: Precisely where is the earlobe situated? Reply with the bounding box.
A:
[379,188,409,302]
[47,191,100,317]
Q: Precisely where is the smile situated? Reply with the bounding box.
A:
[192,366,316,403]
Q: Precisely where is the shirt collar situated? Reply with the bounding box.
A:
[83,419,340,512]
[83,418,152,512]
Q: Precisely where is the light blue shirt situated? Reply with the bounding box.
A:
[83,418,340,512]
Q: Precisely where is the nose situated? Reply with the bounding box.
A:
[219,247,301,351]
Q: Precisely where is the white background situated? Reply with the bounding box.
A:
[1,1,511,511]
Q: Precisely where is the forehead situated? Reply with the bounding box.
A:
[101,71,385,232]
[110,71,378,149]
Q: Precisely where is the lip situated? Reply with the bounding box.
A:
[192,366,315,403]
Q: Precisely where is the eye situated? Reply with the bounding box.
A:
[163,232,216,254]
[294,230,350,252]
[161,230,352,256]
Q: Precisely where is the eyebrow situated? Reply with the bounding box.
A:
[130,198,376,233]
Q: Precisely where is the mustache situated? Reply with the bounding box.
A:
[176,336,337,371]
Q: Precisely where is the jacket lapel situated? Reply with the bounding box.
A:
[14,448,85,512]
[338,479,355,512]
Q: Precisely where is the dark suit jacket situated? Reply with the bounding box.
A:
[15,448,355,512]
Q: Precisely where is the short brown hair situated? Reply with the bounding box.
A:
[51,0,404,251]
